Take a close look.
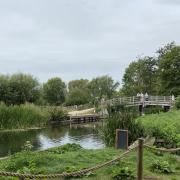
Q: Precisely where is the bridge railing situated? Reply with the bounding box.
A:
[102,95,174,107]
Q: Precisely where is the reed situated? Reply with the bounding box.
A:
[0,103,49,130]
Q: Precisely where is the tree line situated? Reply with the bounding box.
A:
[122,42,180,96]
[0,42,179,106]
[0,74,119,106]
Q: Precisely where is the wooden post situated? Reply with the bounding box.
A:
[137,138,144,180]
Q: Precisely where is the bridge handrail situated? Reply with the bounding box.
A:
[102,95,175,106]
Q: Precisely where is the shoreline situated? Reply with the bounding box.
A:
[0,126,46,133]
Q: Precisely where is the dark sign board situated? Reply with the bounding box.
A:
[115,129,128,150]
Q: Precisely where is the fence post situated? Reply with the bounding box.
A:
[137,138,144,180]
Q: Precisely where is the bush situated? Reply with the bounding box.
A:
[101,111,144,146]
[112,167,135,180]
[138,110,180,148]
[175,96,180,109]
[151,160,174,174]
[48,107,68,122]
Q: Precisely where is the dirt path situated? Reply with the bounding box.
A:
[68,108,95,116]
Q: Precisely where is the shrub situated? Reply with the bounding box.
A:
[48,107,68,122]
[101,111,144,146]
[138,110,180,147]
[175,96,180,109]
[112,167,135,180]
[151,160,174,174]
[22,141,33,152]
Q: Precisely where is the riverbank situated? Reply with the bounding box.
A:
[137,109,180,147]
[0,144,179,180]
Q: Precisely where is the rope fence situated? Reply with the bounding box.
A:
[144,144,180,153]
[0,146,137,179]
[0,139,179,180]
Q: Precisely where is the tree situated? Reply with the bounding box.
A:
[66,79,91,105]
[0,73,40,105]
[43,77,66,105]
[68,79,89,92]
[65,89,91,106]
[156,42,175,59]
[158,45,180,96]
[0,75,9,103]
[88,75,119,100]
[122,57,158,96]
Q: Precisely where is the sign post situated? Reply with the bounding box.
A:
[115,129,128,150]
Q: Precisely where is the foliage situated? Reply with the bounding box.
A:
[138,110,180,147]
[122,42,180,96]
[122,56,158,96]
[102,111,143,146]
[0,73,40,105]
[112,167,135,180]
[88,75,119,101]
[66,79,91,106]
[0,145,179,180]
[65,88,91,106]
[22,141,33,152]
[156,42,176,59]
[48,107,68,122]
[175,96,180,109]
[43,77,66,105]
[151,160,174,174]
[68,79,89,92]
[0,103,49,129]
[158,45,180,96]
[144,106,164,114]
[47,143,82,154]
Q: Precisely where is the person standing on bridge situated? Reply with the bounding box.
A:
[140,93,144,104]
[145,92,149,101]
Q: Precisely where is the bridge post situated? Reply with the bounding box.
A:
[139,105,144,116]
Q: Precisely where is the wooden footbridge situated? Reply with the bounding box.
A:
[102,95,175,107]
[101,95,175,115]
[69,114,101,124]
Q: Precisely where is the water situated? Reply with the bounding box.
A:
[0,123,105,157]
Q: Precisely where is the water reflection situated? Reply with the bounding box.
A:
[0,123,105,157]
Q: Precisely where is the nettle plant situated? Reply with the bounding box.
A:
[151,160,174,174]
[112,167,136,180]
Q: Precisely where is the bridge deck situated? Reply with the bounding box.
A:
[102,96,174,107]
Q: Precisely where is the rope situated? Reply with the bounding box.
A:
[144,144,180,153]
[0,146,136,179]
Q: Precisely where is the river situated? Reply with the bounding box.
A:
[0,123,105,157]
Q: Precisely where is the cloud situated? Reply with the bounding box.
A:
[0,0,180,83]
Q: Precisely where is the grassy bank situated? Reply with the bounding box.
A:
[137,110,180,147]
[0,144,179,180]
[0,103,68,130]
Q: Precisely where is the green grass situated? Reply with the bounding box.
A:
[0,144,179,180]
[0,103,68,130]
[0,103,49,130]
[137,110,180,147]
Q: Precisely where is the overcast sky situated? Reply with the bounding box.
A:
[0,0,180,84]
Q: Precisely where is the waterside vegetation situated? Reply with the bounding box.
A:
[0,103,68,130]
[0,144,179,180]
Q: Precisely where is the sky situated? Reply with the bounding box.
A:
[0,0,180,85]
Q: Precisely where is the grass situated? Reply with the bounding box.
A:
[0,103,68,130]
[0,103,49,130]
[137,109,180,147]
[0,144,179,180]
